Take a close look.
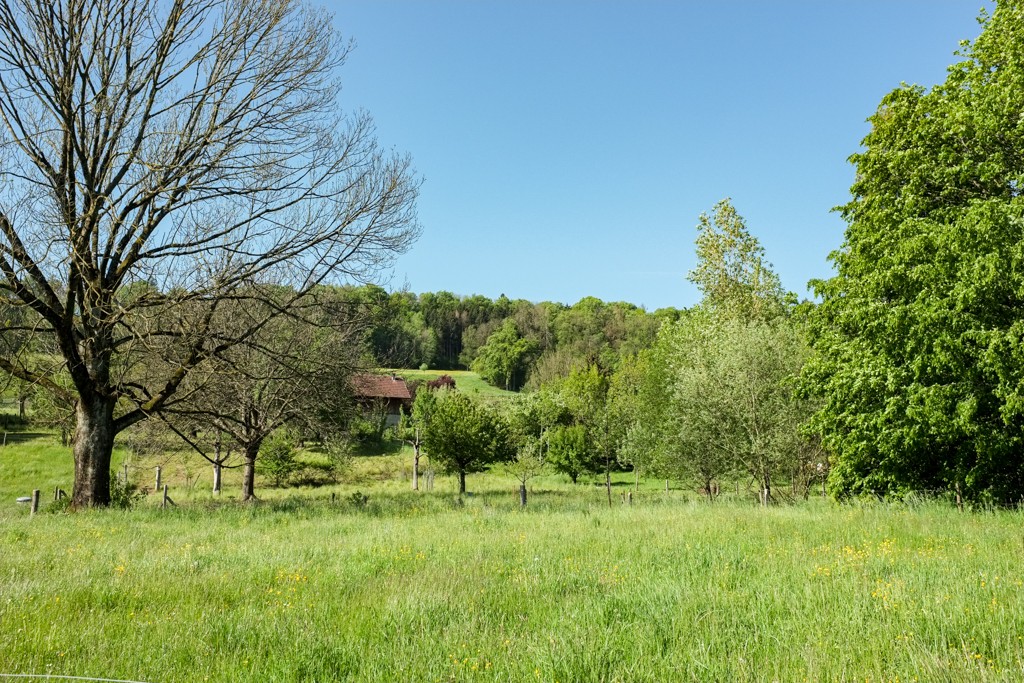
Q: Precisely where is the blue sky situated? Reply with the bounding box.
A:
[327,1,986,311]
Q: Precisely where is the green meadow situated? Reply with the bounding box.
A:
[1,432,1023,682]
[386,369,517,402]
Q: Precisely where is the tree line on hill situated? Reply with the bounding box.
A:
[4,0,1024,508]
[338,285,680,391]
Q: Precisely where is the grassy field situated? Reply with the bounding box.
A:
[1,433,1023,682]
[386,369,517,402]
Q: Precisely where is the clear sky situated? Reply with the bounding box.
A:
[326,0,986,311]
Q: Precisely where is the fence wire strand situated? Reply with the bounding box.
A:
[0,674,153,683]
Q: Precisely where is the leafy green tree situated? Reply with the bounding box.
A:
[806,3,1024,504]
[548,364,615,496]
[472,319,537,391]
[397,388,437,491]
[689,199,786,322]
[545,424,592,484]
[257,429,300,488]
[421,390,512,494]
[665,313,810,502]
[502,393,559,506]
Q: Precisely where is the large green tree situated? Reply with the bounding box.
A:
[689,199,786,322]
[806,2,1024,503]
[472,319,537,391]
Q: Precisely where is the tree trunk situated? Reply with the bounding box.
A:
[212,461,223,494]
[458,469,466,494]
[71,396,117,508]
[412,443,420,491]
[762,472,771,506]
[605,467,612,507]
[519,483,527,508]
[241,442,261,502]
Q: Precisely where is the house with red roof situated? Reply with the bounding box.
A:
[350,373,412,426]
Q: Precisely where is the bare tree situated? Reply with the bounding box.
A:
[0,0,419,506]
[160,292,360,502]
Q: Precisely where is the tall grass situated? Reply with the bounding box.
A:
[2,432,1022,681]
[1,493,1022,682]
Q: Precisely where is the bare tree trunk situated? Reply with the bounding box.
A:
[412,442,420,491]
[212,461,223,494]
[71,397,116,508]
[241,442,261,502]
[458,469,466,494]
[605,468,612,507]
[519,483,527,507]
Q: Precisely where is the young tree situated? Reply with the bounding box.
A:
[0,0,419,506]
[397,388,437,491]
[545,424,591,485]
[503,393,556,506]
[421,390,511,494]
[160,296,358,502]
[550,364,614,499]
[664,313,809,503]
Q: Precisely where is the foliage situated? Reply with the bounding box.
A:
[617,201,813,499]
[544,424,593,484]
[805,3,1024,504]
[421,390,513,493]
[108,476,144,511]
[688,199,787,322]
[257,430,301,488]
[472,319,537,391]
[665,313,812,499]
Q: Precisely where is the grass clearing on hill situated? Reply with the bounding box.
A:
[387,369,517,402]
[1,433,1023,681]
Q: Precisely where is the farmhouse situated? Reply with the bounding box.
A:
[350,373,412,426]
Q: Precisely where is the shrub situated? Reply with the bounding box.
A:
[258,430,300,487]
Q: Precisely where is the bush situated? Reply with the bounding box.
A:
[258,430,300,487]
[110,477,143,510]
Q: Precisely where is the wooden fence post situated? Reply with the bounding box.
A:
[154,466,162,493]
[53,486,60,502]
[627,491,633,506]
[30,489,40,515]
[162,484,169,509]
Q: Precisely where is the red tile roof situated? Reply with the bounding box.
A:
[350,373,412,400]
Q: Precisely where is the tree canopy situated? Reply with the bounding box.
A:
[806,2,1024,503]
